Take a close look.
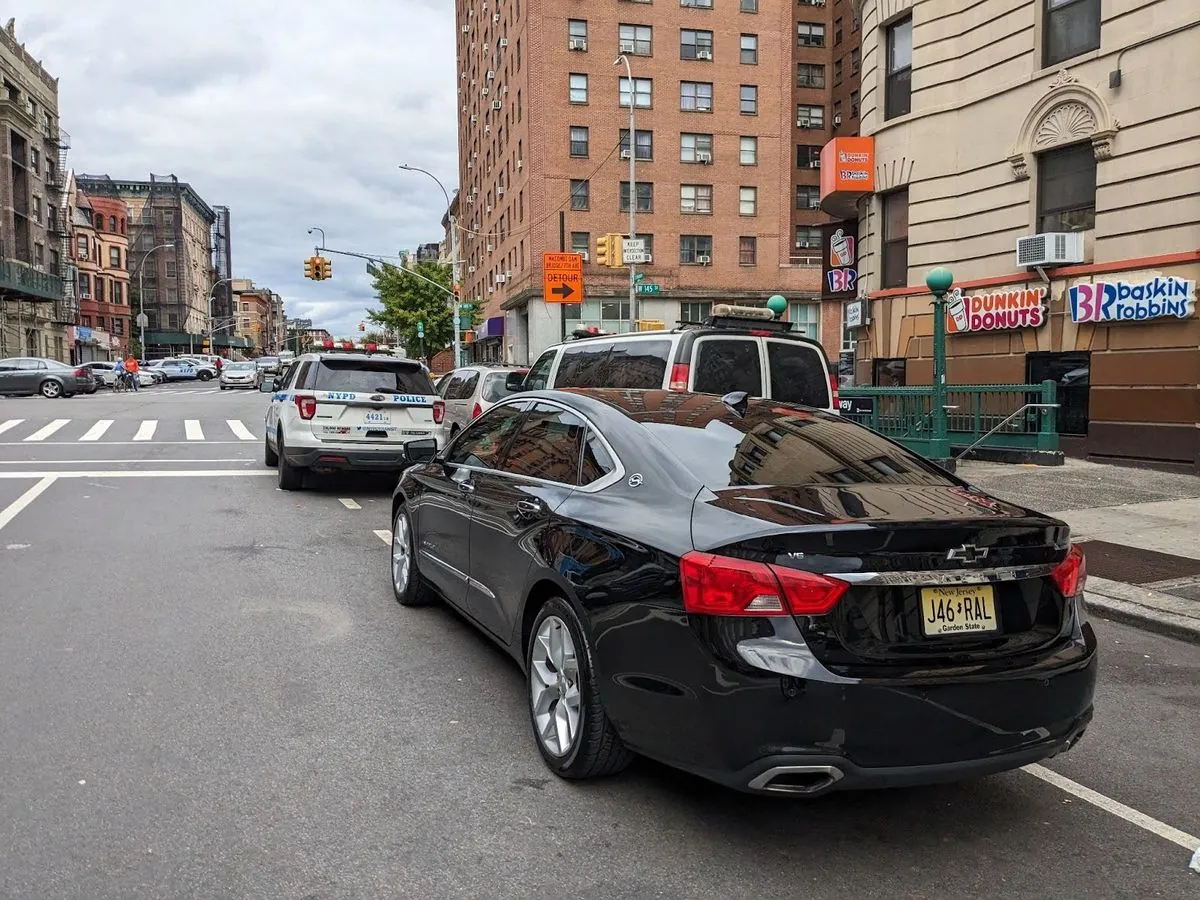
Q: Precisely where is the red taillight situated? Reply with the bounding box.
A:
[1050,544,1087,598]
[748,329,771,337]
[669,363,690,391]
[828,371,840,410]
[471,402,482,419]
[74,367,87,377]
[680,551,848,617]
[432,400,445,424]
[295,395,317,419]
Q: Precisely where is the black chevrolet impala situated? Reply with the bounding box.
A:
[388,389,1096,795]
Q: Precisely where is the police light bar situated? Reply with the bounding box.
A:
[711,304,775,321]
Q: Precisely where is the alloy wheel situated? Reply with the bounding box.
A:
[392,512,411,595]
[530,615,582,757]
[40,381,61,399]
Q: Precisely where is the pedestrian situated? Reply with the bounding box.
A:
[214,356,223,372]
[123,354,141,392]
[111,356,127,390]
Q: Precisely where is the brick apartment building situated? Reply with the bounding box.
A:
[453,0,861,365]
[69,176,132,360]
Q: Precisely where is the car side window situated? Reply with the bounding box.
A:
[443,372,466,399]
[524,350,557,391]
[458,371,481,398]
[502,402,587,486]
[445,403,526,469]
[435,372,456,397]
[692,339,763,397]
[579,428,617,486]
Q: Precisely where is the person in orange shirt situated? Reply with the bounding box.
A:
[123,355,140,393]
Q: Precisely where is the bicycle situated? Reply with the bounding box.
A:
[113,372,135,393]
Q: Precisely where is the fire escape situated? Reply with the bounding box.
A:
[46,127,73,327]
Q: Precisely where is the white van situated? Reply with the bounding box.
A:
[507,305,838,411]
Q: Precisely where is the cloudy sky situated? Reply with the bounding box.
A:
[12,0,457,338]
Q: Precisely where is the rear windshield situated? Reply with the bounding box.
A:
[227,362,256,371]
[312,360,434,394]
[637,402,955,487]
[766,342,831,407]
[482,372,517,402]
[555,339,672,389]
[258,357,279,365]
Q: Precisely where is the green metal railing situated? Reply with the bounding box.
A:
[840,381,1059,457]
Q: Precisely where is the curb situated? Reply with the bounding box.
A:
[1085,576,1200,645]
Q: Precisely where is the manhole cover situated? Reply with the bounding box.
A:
[1078,540,1200,585]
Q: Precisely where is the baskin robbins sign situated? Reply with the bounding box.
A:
[945,286,1048,334]
[1069,276,1195,324]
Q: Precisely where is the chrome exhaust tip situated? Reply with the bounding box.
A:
[748,764,845,795]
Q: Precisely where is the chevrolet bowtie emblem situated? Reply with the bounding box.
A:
[947,543,989,564]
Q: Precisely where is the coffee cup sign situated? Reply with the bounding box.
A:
[946,286,1048,334]
[830,229,854,268]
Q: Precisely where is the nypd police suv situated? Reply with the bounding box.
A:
[262,351,446,490]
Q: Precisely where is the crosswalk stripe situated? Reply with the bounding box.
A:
[226,419,255,441]
[0,419,25,437]
[184,420,204,441]
[24,419,70,442]
[133,420,158,441]
[79,420,114,442]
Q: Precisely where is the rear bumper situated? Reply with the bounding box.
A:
[220,379,257,387]
[284,441,438,471]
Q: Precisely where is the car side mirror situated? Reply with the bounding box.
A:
[505,371,527,392]
[259,378,278,393]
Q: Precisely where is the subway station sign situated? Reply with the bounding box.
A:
[1069,276,1195,324]
[946,286,1047,334]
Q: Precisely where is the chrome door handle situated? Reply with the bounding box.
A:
[457,480,475,494]
[515,499,544,517]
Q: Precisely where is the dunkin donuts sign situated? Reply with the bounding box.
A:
[946,286,1048,334]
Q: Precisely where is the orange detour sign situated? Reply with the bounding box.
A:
[543,252,584,303]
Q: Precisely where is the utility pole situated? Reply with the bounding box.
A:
[616,54,638,329]
[400,165,460,366]
[926,266,955,465]
[208,276,234,357]
[135,242,174,357]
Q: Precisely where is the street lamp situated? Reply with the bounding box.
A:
[615,54,637,329]
[307,226,326,251]
[208,276,235,357]
[925,266,955,463]
[399,164,461,366]
[134,242,174,357]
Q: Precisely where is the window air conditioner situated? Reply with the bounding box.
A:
[697,255,711,265]
[468,265,477,273]
[797,118,811,128]
[461,25,470,33]
[620,149,632,159]
[808,160,820,168]
[1016,232,1085,267]
[696,151,712,164]
[619,40,636,53]
[499,38,508,47]
[833,114,842,126]
[809,199,821,209]
[496,273,507,283]
[487,242,494,251]
[486,69,495,80]
[580,251,589,262]
[481,86,489,95]
[517,159,523,169]
[497,186,506,196]
[470,114,477,123]
[697,49,712,60]
[569,38,587,51]
[493,12,500,22]
[492,100,502,110]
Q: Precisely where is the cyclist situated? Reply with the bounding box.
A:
[122,355,141,392]
[111,357,130,391]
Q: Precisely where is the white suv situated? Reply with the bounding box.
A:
[263,352,446,490]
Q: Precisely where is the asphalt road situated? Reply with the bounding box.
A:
[1,386,1197,899]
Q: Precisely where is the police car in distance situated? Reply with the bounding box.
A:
[261,351,446,491]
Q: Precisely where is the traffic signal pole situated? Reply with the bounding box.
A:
[616,54,638,329]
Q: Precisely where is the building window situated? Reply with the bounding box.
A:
[795,185,821,210]
[680,29,714,60]
[113,318,124,335]
[680,184,713,214]
[571,179,590,210]
[739,187,757,216]
[620,181,654,213]
[1044,0,1101,67]
[569,126,589,157]
[797,144,822,168]
[739,85,758,115]
[76,235,87,258]
[834,57,844,85]
[619,128,654,160]
[886,17,913,120]
[1037,143,1097,232]
[851,47,861,74]
[680,81,714,112]
[569,73,589,103]
[568,19,588,46]
[881,188,909,289]
[796,104,824,128]
[738,236,757,265]
[681,0,713,7]
[740,136,758,165]
[31,196,42,223]
[109,247,121,268]
[740,0,758,9]
[797,22,825,47]
[165,260,177,278]
[681,301,712,322]
[78,273,91,297]
[796,63,825,88]
[571,232,590,255]
[850,90,860,118]
[95,277,104,302]
[618,23,652,56]
[680,133,714,163]
[108,215,117,232]
[740,34,758,64]
[834,17,843,45]
[162,209,175,225]
[789,301,820,340]
[680,235,713,264]
[619,76,652,108]
[795,226,821,251]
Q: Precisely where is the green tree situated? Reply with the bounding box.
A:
[366,260,454,354]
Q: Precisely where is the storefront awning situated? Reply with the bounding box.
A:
[476,316,505,341]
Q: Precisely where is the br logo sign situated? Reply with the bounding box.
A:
[826,228,857,293]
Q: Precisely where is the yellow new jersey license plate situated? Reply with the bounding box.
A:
[919,585,998,637]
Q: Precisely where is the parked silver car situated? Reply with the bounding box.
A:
[0,357,95,398]
[219,361,262,390]
[435,364,527,436]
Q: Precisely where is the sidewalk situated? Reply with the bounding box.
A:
[959,459,1200,643]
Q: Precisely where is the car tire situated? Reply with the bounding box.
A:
[39,380,62,399]
[391,505,436,606]
[264,434,279,467]
[276,433,304,491]
[198,371,213,382]
[219,385,227,390]
[527,596,634,781]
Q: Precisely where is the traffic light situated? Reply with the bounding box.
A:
[320,257,332,280]
[595,233,614,268]
[416,321,425,337]
[304,257,316,280]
